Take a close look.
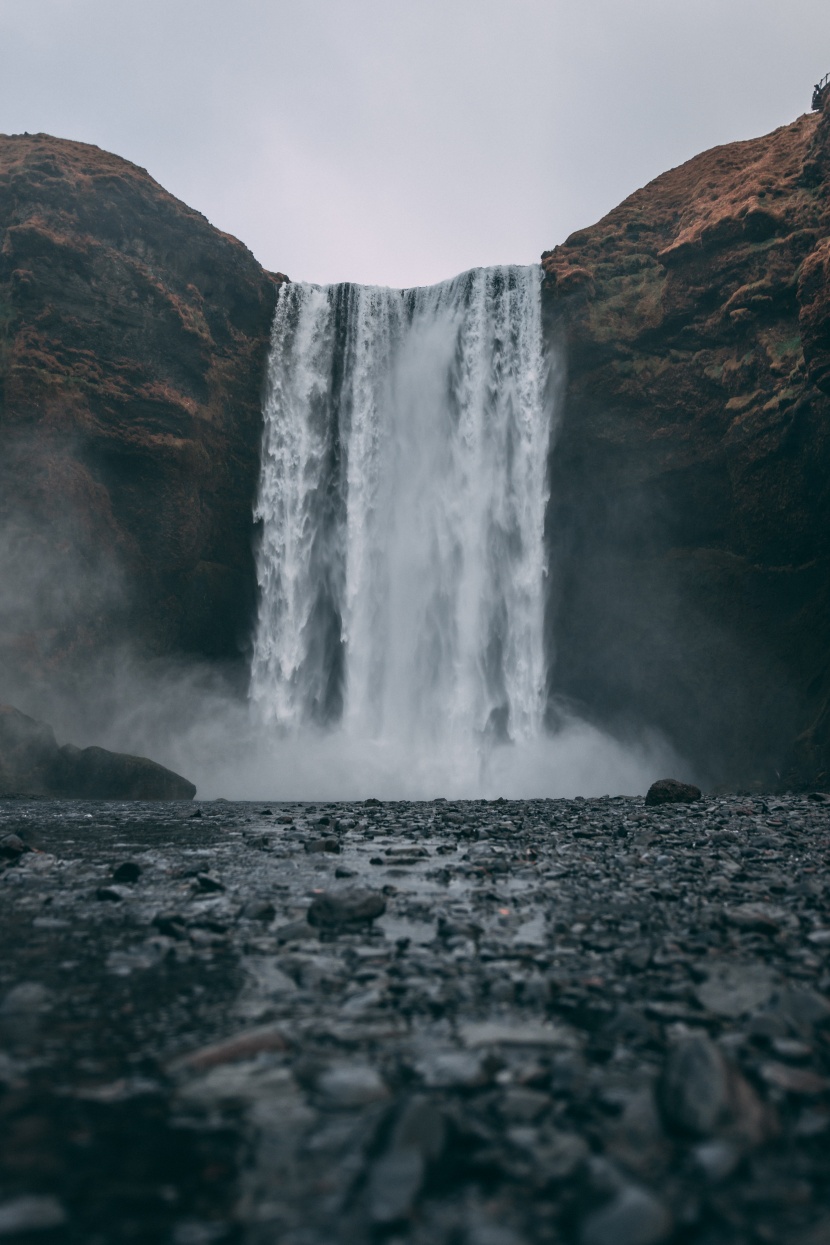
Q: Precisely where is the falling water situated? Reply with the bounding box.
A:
[250,266,553,790]
[248,266,674,799]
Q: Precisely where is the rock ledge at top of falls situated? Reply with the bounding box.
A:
[0,703,195,799]
[541,99,830,790]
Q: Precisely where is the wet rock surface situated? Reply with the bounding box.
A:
[543,101,830,791]
[0,792,828,1244]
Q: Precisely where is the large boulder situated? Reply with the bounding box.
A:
[0,703,195,799]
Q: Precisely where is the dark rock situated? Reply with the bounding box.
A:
[58,744,196,800]
[112,861,142,883]
[0,833,28,861]
[307,889,386,930]
[196,872,224,893]
[766,985,830,1037]
[644,780,702,807]
[171,1024,289,1071]
[0,983,53,1015]
[305,838,340,854]
[0,703,196,799]
[660,1034,771,1145]
[241,899,276,922]
[694,961,777,1018]
[759,1062,829,1095]
[723,902,787,933]
[392,1097,447,1160]
[315,1062,388,1106]
[367,1148,424,1225]
[580,1184,672,1245]
[0,1196,67,1235]
[274,918,317,943]
[153,913,188,939]
[691,1138,742,1183]
[661,1034,730,1135]
[95,886,124,902]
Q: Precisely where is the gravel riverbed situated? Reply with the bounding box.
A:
[1,792,829,1245]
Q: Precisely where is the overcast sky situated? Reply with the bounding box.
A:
[1,0,827,287]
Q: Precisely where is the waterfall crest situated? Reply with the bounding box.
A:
[251,265,556,794]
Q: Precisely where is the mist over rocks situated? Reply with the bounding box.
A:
[0,702,195,799]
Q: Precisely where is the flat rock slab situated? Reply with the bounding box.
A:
[306,888,386,929]
[0,791,829,1244]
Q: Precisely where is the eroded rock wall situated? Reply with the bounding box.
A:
[0,133,281,705]
[542,104,830,787]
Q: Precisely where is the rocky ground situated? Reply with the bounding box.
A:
[0,792,829,1245]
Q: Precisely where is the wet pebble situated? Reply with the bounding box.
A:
[0,789,828,1244]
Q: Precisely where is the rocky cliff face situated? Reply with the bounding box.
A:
[542,103,830,787]
[0,134,281,707]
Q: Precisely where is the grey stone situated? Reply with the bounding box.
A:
[694,961,777,1018]
[0,982,53,1015]
[0,834,27,861]
[415,1049,487,1089]
[644,779,701,806]
[0,1196,67,1236]
[367,1147,424,1223]
[580,1185,672,1245]
[316,1062,389,1107]
[661,1034,730,1135]
[393,1097,446,1160]
[307,888,386,929]
[691,1139,742,1182]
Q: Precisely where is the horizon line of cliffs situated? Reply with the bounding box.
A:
[0,101,829,791]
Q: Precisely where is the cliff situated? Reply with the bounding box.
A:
[0,133,281,700]
[542,103,830,787]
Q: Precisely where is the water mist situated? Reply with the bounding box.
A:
[247,266,678,800]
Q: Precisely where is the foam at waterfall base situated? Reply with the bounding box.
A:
[180,714,685,802]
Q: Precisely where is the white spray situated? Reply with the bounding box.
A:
[248,266,676,799]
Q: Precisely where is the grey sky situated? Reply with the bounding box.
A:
[1,0,827,287]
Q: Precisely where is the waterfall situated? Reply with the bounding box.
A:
[250,265,556,795]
